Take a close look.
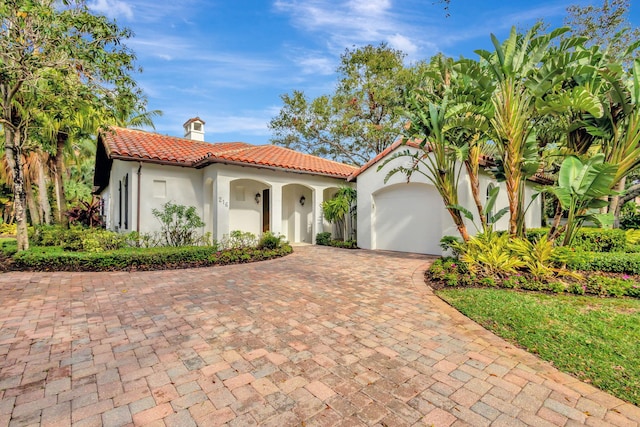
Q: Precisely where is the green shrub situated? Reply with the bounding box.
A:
[315,232,332,246]
[329,240,358,249]
[620,202,640,230]
[527,228,626,252]
[440,235,461,257]
[81,229,128,252]
[0,238,17,256]
[545,281,567,293]
[0,223,16,236]
[479,277,497,287]
[628,284,640,298]
[459,232,525,277]
[31,225,67,247]
[444,273,460,287]
[12,244,293,272]
[257,231,285,250]
[573,228,626,252]
[586,276,632,297]
[625,244,640,253]
[314,233,357,249]
[567,282,586,295]
[563,251,640,274]
[221,230,257,249]
[152,202,205,247]
[501,274,528,289]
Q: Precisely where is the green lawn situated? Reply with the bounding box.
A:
[437,288,640,406]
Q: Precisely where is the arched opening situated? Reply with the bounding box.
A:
[282,184,313,243]
[229,179,270,237]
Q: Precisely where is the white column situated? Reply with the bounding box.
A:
[311,186,325,244]
[213,175,231,241]
[270,183,283,237]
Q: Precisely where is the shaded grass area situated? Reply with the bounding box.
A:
[437,288,640,406]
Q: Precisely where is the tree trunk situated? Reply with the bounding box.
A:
[5,130,29,251]
[465,160,487,231]
[36,153,52,225]
[52,132,69,228]
[609,177,626,228]
[446,209,470,242]
[25,181,40,226]
[548,202,564,241]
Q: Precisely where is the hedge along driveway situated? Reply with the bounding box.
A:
[1,245,639,426]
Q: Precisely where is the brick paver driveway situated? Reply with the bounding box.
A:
[1,246,639,427]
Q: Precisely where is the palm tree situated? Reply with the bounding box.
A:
[476,24,568,237]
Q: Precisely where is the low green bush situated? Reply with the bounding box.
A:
[257,231,286,250]
[427,257,640,299]
[0,238,17,256]
[12,244,293,272]
[563,251,640,274]
[0,223,17,236]
[315,232,332,246]
[329,240,358,249]
[221,230,257,249]
[527,228,626,252]
[315,232,357,249]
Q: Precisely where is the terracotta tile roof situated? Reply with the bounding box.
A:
[100,127,357,178]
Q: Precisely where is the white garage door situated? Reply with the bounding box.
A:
[372,183,442,254]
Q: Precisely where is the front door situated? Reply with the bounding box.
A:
[262,189,270,232]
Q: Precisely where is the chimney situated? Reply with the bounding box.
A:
[183,117,205,141]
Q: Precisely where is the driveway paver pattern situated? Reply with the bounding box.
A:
[0,245,639,426]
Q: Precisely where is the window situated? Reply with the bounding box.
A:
[124,174,129,230]
[194,122,202,131]
[153,180,166,198]
[118,181,122,229]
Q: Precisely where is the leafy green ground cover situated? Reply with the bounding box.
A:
[438,288,640,406]
[0,231,292,272]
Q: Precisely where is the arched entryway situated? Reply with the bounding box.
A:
[282,184,313,243]
[229,179,270,236]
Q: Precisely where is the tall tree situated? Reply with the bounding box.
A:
[565,0,640,64]
[476,24,568,237]
[270,44,411,166]
[0,0,140,250]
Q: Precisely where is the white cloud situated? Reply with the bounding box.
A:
[273,0,424,62]
[348,0,391,15]
[88,0,134,20]
[387,33,418,56]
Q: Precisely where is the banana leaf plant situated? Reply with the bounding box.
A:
[541,154,617,247]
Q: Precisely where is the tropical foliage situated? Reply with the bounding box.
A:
[0,0,155,251]
[321,187,357,241]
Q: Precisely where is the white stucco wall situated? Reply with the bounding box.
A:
[356,146,543,255]
[103,159,350,244]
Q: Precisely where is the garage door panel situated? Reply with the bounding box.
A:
[373,183,441,254]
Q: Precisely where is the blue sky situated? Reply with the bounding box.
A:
[88,0,640,145]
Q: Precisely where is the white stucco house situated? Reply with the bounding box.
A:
[93,118,358,245]
[93,118,546,254]
[348,139,547,255]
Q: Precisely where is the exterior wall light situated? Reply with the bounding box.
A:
[255,193,261,204]
[299,195,306,206]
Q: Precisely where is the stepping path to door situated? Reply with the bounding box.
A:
[0,245,638,426]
